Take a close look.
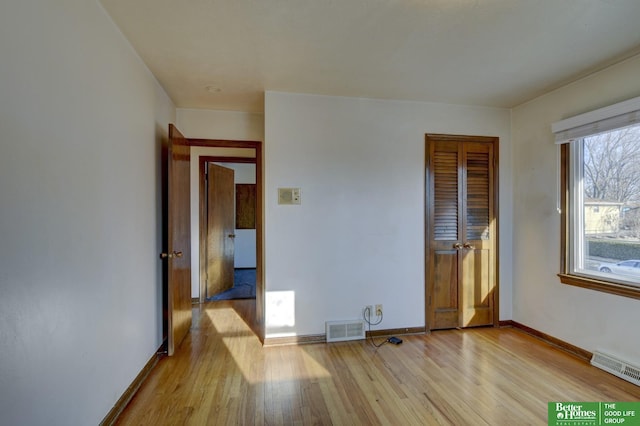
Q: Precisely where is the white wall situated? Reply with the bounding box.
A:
[264,92,512,338]
[0,1,175,425]
[177,109,264,297]
[511,54,640,363]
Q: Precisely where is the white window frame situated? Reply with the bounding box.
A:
[568,140,585,275]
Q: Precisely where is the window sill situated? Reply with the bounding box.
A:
[558,273,640,300]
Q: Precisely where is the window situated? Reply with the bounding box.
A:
[554,97,640,299]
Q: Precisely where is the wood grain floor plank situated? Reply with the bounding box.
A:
[115,301,640,425]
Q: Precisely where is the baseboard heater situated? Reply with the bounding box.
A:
[325,320,365,343]
[591,351,640,386]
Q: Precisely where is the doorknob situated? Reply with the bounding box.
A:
[463,243,474,249]
[159,251,183,259]
[453,243,463,249]
[228,234,236,239]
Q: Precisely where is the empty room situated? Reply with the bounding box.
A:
[2,1,640,425]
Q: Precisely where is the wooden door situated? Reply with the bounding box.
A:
[205,163,235,298]
[426,135,497,330]
[428,141,462,329]
[460,142,494,327]
[165,124,191,355]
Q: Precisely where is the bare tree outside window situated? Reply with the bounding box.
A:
[584,127,640,204]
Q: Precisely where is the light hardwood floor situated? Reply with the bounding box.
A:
[115,300,640,425]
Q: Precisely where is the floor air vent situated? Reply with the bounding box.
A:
[326,320,365,343]
[591,351,640,386]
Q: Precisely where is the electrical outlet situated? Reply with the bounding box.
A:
[365,305,373,319]
[375,304,383,316]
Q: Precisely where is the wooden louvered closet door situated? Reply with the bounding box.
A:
[426,135,497,330]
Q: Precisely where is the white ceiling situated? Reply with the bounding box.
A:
[100,0,640,113]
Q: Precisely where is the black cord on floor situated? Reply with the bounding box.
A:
[363,307,387,348]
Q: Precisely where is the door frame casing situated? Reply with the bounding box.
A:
[424,133,500,331]
[191,139,264,343]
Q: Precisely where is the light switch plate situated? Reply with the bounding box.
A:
[278,187,301,205]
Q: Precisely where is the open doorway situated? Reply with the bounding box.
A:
[190,139,264,342]
[200,159,256,301]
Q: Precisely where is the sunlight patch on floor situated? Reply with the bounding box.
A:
[205,305,330,383]
[205,307,253,334]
